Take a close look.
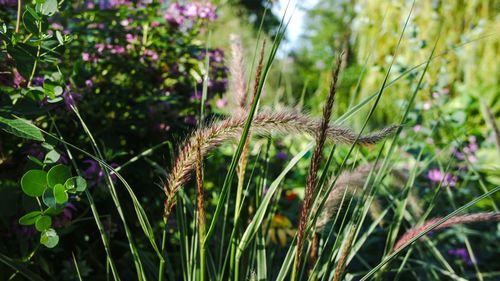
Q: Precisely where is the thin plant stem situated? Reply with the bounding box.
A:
[196,135,207,281]
[15,0,21,33]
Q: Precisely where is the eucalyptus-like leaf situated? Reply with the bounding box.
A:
[65,176,87,193]
[21,170,47,197]
[42,188,57,208]
[35,215,52,232]
[53,184,68,204]
[46,164,71,188]
[40,228,59,248]
[19,211,42,225]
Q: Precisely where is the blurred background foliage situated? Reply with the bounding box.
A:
[291,0,499,130]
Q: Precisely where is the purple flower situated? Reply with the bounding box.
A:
[448,248,473,265]
[95,43,106,53]
[50,23,64,30]
[62,88,81,109]
[13,70,24,88]
[453,136,479,163]
[164,2,217,29]
[32,76,45,86]
[85,79,94,88]
[82,52,91,61]
[85,1,95,9]
[276,151,288,161]
[120,19,130,27]
[427,169,457,187]
[110,45,126,55]
[143,49,159,61]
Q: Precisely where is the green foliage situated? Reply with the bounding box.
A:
[21,169,47,197]
[0,116,44,141]
[40,228,59,248]
[46,164,70,188]
[18,211,42,225]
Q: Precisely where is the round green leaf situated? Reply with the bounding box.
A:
[47,164,71,188]
[44,150,60,164]
[21,170,47,197]
[37,0,59,16]
[40,228,59,248]
[53,184,68,204]
[65,176,87,193]
[42,188,57,208]
[35,215,52,231]
[19,211,42,225]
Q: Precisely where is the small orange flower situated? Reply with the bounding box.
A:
[284,190,298,201]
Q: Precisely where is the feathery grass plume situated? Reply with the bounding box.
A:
[315,163,377,231]
[294,53,344,280]
[229,34,248,110]
[163,109,397,217]
[314,164,423,231]
[393,212,500,251]
[333,225,357,281]
[195,134,206,281]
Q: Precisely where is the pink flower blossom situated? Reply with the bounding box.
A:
[82,52,91,61]
[427,169,457,187]
[216,98,227,108]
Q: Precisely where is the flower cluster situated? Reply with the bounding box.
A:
[165,2,217,29]
[427,168,457,187]
[453,136,478,164]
